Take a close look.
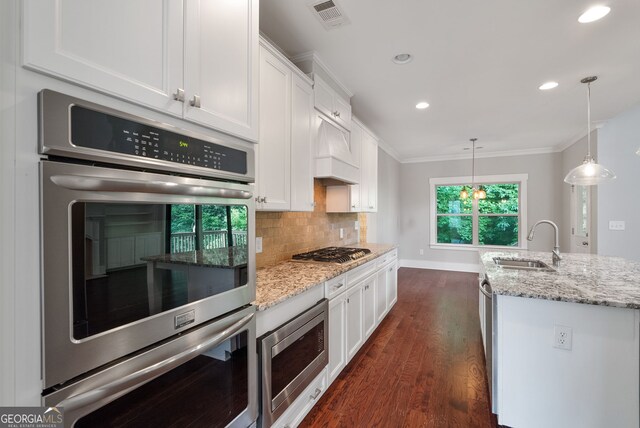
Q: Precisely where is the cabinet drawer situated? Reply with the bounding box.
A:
[346,259,377,288]
[273,367,328,428]
[376,249,397,268]
[325,274,347,300]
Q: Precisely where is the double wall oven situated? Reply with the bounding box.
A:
[39,90,257,427]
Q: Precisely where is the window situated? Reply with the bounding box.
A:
[430,174,528,249]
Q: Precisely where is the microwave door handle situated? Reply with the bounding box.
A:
[57,311,254,414]
[49,174,253,199]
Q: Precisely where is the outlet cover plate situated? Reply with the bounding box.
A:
[554,325,573,350]
[256,237,262,253]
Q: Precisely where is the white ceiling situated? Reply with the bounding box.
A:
[260,0,640,160]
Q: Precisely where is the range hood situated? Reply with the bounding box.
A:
[315,116,359,185]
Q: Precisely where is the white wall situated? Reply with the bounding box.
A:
[367,147,400,244]
[597,103,640,261]
[399,153,563,271]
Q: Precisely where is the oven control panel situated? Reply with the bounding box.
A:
[70,105,247,174]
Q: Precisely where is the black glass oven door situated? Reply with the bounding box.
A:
[71,202,249,340]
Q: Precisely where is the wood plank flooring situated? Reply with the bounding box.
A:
[300,268,498,428]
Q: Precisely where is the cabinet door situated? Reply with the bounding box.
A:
[256,46,291,211]
[386,263,398,308]
[333,95,352,130]
[346,283,364,361]
[349,122,363,212]
[313,75,334,119]
[362,133,378,212]
[368,135,378,212]
[23,0,184,116]
[328,295,347,384]
[184,0,259,141]
[376,270,387,323]
[363,275,377,338]
[290,74,315,212]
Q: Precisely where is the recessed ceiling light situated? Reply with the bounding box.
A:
[392,53,413,64]
[416,101,429,109]
[539,81,559,90]
[578,6,611,23]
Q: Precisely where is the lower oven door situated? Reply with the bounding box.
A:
[259,299,328,427]
[43,305,257,428]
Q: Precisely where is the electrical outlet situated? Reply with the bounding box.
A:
[354,221,359,231]
[339,228,344,239]
[256,237,262,253]
[419,249,424,255]
[554,325,572,350]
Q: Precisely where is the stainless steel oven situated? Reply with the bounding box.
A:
[258,299,328,427]
[38,89,257,426]
[44,305,257,428]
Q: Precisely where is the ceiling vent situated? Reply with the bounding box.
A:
[309,0,350,30]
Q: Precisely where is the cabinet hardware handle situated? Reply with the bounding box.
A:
[389,268,392,272]
[190,95,201,108]
[173,88,185,102]
[263,196,268,204]
[310,388,322,400]
[347,298,350,304]
[369,205,374,209]
[333,111,341,118]
[351,204,356,208]
[334,283,344,290]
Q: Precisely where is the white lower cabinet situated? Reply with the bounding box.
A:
[376,268,388,323]
[362,274,377,338]
[386,262,398,307]
[328,292,347,384]
[346,282,364,360]
[272,368,328,428]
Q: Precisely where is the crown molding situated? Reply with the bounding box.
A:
[377,139,402,162]
[290,51,354,98]
[259,35,314,86]
[401,146,559,164]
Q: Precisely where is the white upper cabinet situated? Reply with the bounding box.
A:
[23,0,259,142]
[256,46,291,211]
[184,0,259,141]
[313,75,351,130]
[290,74,315,212]
[348,123,363,212]
[256,39,314,212]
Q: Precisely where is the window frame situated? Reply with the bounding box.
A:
[429,174,528,251]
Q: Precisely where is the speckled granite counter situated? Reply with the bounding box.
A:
[255,243,398,311]
[480,250,640,309]
[141,246,247,268]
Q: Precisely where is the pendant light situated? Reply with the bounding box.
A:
[460,138,486,200]
[564,76,616,185]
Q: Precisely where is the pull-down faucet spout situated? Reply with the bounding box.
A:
[527,220,562,267]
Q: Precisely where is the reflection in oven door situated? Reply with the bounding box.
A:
[43,305,257,428]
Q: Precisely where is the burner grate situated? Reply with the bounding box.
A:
[292,247,372,263]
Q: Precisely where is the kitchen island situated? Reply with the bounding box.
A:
[480,250,640,428]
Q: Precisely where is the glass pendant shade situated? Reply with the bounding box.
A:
[564,155,616,185]
[460,188,469,199]
[564,76,616,186]
[477,186,487,199]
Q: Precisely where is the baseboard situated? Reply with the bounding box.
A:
[399,259,480,273]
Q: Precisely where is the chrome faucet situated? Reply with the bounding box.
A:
[527,220,562,267]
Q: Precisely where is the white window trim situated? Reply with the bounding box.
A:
[429,174,528,251]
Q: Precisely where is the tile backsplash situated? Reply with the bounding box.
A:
[256,180,359,267]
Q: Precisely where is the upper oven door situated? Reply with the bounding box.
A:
[41,160,256,389]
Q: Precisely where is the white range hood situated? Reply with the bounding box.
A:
[314,116,359,185]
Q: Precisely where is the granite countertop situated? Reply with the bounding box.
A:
[255,243,398,311]
[141,246,248,269]
[480,250,640,309]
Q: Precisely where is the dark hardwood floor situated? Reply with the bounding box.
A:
[300,268,498,428]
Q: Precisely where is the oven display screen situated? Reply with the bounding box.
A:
[70,105,247,174]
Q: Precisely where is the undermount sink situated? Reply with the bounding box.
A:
[493,257,556,272]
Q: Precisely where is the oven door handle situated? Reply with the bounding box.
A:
[56,311,254,413]
[479,279,492,300]
[50,174,253,199]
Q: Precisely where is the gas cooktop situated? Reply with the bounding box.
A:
[292,247,372,264]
